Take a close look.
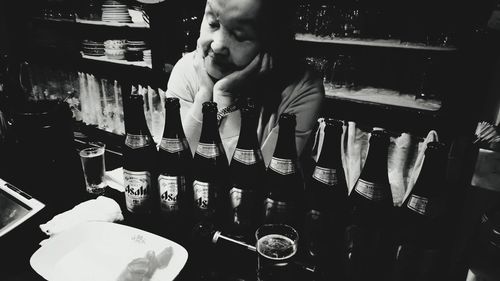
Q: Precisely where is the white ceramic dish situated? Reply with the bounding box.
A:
[30,221,188,281]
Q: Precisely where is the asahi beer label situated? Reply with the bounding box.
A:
[264,198,289,219]
[159,175,185,212]
[312,166,338,186]
[233,148,262,165]
[125,134,152,149]
[269,157,296,175]
[407,194,429,216]
[196,143,220,159]
[124,170,151,212]
[354,179,389,201]
[193,180,210,210]
[160,138,188,153]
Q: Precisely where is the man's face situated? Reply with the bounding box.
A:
[199,0,263,80]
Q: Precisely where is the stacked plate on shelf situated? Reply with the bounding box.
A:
[82,40,105,56]
[101,0,132,23]
[143,49,152,65]
[126,40,147,61]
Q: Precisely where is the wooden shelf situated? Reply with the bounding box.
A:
[81,54,152,69]
[322,86,443,137]
[76,18,149,29]
[32,17,150,29]
[325,85,442,113]
[32,17,75,23]
[295,33,457,52]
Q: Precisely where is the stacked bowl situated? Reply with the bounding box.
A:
[104,39,127,60]
[125,40,147,61]
[82,40,105,57]
[143,49,152,65]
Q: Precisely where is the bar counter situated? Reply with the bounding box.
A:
[2,184,315,281]
[0,139,315,281]
[1,139,499,281]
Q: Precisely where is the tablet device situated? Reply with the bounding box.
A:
[0,178,45,238]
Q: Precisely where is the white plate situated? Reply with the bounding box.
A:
[30,222,188,281]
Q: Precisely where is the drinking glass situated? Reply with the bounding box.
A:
[328,54,355,89]
[79,141,106,195]
[255,224,299,281]
[305,57,329,84]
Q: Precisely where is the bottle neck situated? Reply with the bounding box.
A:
[412,150,446,197]
[316,127,343,168]
[163,107,185,139]
[200,111,220,144]
[127,101,151,136]
[273,123,297,159]
[236,112,260,149]
[360,139,389,183]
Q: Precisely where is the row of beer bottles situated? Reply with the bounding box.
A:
[122,94,301,232]
[305,118,450,281]
[123,93,450,279]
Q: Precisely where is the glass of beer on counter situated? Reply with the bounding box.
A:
[79,141,106,195]
[255,224,299,281]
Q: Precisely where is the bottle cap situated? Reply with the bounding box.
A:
[279,113,296,126]
[324,118,343,128]
[129,94,144,105]
[370,129,389,143]
[202,101,218,113]
[426,141,445,151]
[165,97,180,108]
[240,98,258,116]
[240,96,256,108]
[324,118,343,136]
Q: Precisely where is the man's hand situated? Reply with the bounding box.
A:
[191,40,215,121]
[193,40,214,101]
[213,53,273,108]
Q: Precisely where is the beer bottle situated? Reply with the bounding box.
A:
[191,101,229,226]
[226,99,265,240]
[393,141,449,281]
[347,129,396,281]
[157,97,192,219]
[262,113,302,227]
[123,94,157,215]
[304,118,349,278]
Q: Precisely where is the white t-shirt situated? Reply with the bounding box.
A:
[166,51,325,166]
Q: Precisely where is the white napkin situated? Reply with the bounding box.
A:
[39,196,124,244]
[312,118,440,206]
[104,167,125,192]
